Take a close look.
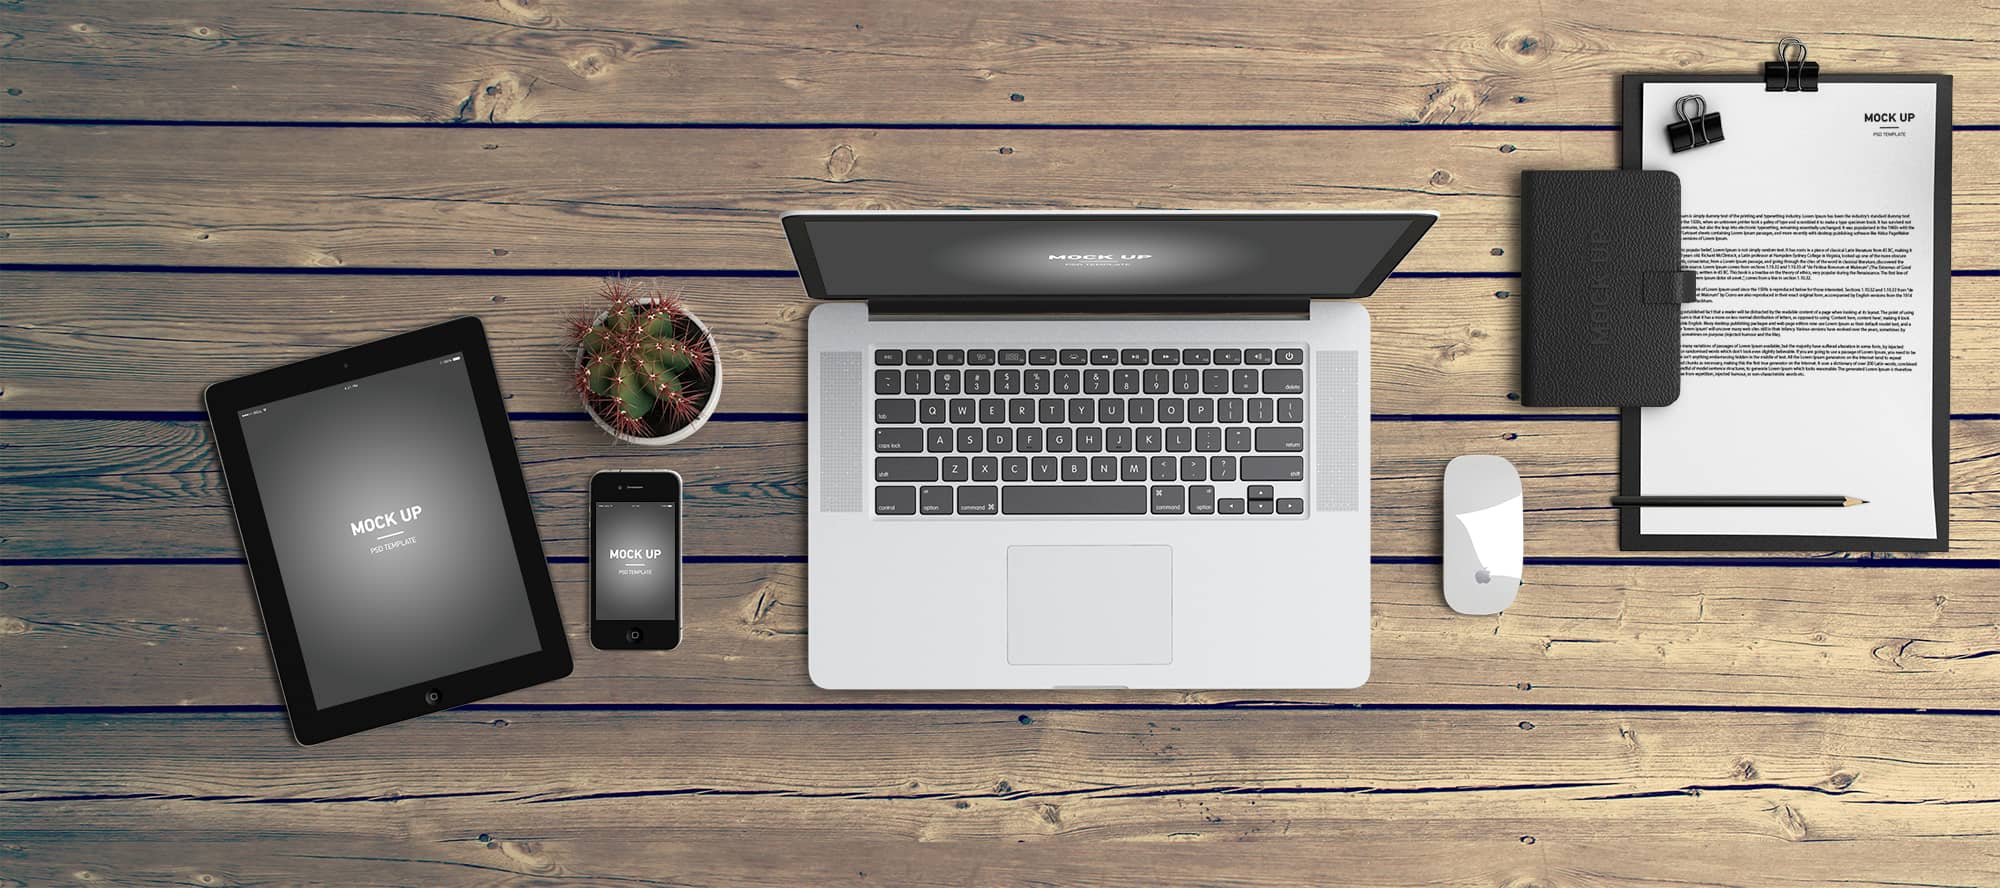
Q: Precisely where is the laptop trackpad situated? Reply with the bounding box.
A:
[1007,546,1172,666]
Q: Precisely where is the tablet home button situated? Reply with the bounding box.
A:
[424,688,442,706]
[626,627,643,644]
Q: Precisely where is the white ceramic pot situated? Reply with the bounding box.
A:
[579,303,722,446]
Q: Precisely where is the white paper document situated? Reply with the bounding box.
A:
[1632,80,1945,545]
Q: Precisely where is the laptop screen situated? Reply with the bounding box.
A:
[784,213,1434,301]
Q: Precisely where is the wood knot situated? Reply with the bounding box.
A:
[495,840,554,872]
[1872,638,1920,668]
[1769,802,1808,840]
[495,0,554,25]
[1732,758,1759,780]
[0,616,30,636]
[456,72,532,123]
[1429,169,1454,187]
[739,582,801,637]
[1036,803,1061,824]
[1430,328,1480,364]
[1504,31,1550,60]
[1826,771,1857,791]
[1414,81,1485,124]
[569,52,611,79]
[825,144,858,180]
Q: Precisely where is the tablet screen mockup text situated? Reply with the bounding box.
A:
[236,353,541,709]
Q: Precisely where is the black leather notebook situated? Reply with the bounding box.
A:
[1520,170,1695,407]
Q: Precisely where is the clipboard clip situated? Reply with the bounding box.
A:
[1667,95,1724,153]
[1764,36,1820,92]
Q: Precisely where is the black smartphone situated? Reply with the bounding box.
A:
[590,470,682,650]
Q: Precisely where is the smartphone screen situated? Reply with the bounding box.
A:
[590,471,682,649]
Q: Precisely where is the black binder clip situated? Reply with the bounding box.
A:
[1666,95,1723,153]
[1764,36,1819,92]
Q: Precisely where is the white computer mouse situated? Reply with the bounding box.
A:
[1443,455,1523,615]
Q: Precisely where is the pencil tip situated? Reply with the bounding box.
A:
[1846,497,1868,506]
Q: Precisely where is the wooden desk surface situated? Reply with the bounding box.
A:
[4,3,1998,884]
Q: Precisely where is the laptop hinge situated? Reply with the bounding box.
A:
[866,296,1314,316]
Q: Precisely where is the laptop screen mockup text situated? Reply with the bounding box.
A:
[784,213,1433,301]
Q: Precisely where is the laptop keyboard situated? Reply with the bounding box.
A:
[871,345,1309,516]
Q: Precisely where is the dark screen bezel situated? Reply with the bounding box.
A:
[589,470,684,650]
[204,316,573,745]
[781,211,1436,305]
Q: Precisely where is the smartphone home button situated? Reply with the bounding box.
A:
[626,627,644,645]
[424,687,443,707]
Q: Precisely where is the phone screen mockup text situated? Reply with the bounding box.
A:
[594,500,679,621]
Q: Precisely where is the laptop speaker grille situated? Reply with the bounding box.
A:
[818,351,864,512]
[1314,350,1360,512]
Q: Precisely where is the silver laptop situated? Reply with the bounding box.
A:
[786,211,1434,689]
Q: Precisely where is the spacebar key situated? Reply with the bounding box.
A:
[1002,485,1149,515]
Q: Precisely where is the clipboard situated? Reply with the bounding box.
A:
[1617,70,1951,552]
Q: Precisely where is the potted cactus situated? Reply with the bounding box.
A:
[569,279,720,445]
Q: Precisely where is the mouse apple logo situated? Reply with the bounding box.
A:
[1474,568,1492,584]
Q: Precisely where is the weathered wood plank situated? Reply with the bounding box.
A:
[7,417,1996,561]
[7,272,2000,416]
[3,2,1997,125]
[3,125,1997,271]
[6,836,1995,888]
[0,710,1996,885]
[6,562,1998,709]
[0,274,1542,416]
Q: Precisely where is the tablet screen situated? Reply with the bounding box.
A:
[236,352,542,709]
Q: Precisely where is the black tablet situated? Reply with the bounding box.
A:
[205,317,571,744]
